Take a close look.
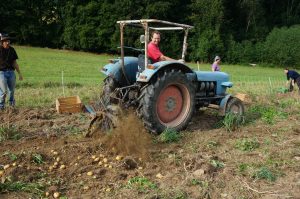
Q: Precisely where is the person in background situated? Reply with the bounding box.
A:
[0,33,23,110]
[284,68,300,93]
[147,31,183,63]
[212,56,221,72]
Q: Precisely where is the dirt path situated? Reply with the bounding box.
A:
[0,100,299,198]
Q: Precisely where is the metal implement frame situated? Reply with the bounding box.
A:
[117,19,194,76]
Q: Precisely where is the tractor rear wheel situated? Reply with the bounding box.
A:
[139,69,196,134]
[99,77,118,107]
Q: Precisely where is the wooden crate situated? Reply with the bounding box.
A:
[56,96,83,113]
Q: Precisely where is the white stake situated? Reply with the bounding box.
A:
[62,71,65,97]
[268,77,273,93]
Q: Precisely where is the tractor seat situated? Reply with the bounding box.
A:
[138,54,152,71]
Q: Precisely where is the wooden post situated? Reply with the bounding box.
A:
[181,29,189,60]
[142,21,149,68]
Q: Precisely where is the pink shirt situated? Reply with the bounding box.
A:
[147,42,162,63]
[212,62,220,71]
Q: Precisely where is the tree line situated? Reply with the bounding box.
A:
[1,0,300,67]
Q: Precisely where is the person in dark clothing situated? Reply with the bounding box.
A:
[0,33,23,110]
[284,68,300,93]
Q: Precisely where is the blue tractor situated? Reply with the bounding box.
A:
[96,19,244,134]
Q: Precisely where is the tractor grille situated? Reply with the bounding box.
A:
[196,81,216,97]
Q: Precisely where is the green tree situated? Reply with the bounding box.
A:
[263,25,300,67]
[189,0,225,62]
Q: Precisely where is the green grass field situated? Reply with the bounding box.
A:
[14,46,286,107]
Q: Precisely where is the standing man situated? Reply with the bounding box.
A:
[0,33,23,110]
[147,31,178,63]
[284,68,300,93]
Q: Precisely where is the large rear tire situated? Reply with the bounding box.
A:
[99,77,118,108]
[139,69,196,134]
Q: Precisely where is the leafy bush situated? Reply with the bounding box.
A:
[226,39,260,64]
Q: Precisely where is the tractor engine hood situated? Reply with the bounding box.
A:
[196,71,229,82]
[195,71,232,95]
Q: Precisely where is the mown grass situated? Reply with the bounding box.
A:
[14,46,112,107]
[12,45,288,107]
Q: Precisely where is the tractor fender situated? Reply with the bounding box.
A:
[101,61,122,80]
[101,57,139,85]
[219,94,232,116]
[136,61,194,82]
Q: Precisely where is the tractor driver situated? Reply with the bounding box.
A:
[147,31,179,63]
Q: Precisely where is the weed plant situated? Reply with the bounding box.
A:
[158,128,181,143]
[238,163,250,173]
[3,151,18,161]
[0,181,45,196]
[210,159,225,169]
[253,167,277,182]
[235,138,260,152]
[127,177,157,192]
[0,126,22,142]
[222,113,245,132]
[247,105,287,124]
[31,153,44,164]
[207,141,219,149]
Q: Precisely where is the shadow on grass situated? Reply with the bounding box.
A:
[43,81,60,88]
[43,81,82,88]
[15,82,35,88]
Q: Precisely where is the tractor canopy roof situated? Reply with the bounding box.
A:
[117,19,194,30]
[116,19,194,66]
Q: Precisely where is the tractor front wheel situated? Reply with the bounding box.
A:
[225,97,245,116]
[139,69,195,134]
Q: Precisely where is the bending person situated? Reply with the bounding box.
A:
[284,68,300,93]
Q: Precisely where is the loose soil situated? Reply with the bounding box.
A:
[0,93,300,199]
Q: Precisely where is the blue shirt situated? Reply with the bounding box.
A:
[287,70,300,80]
